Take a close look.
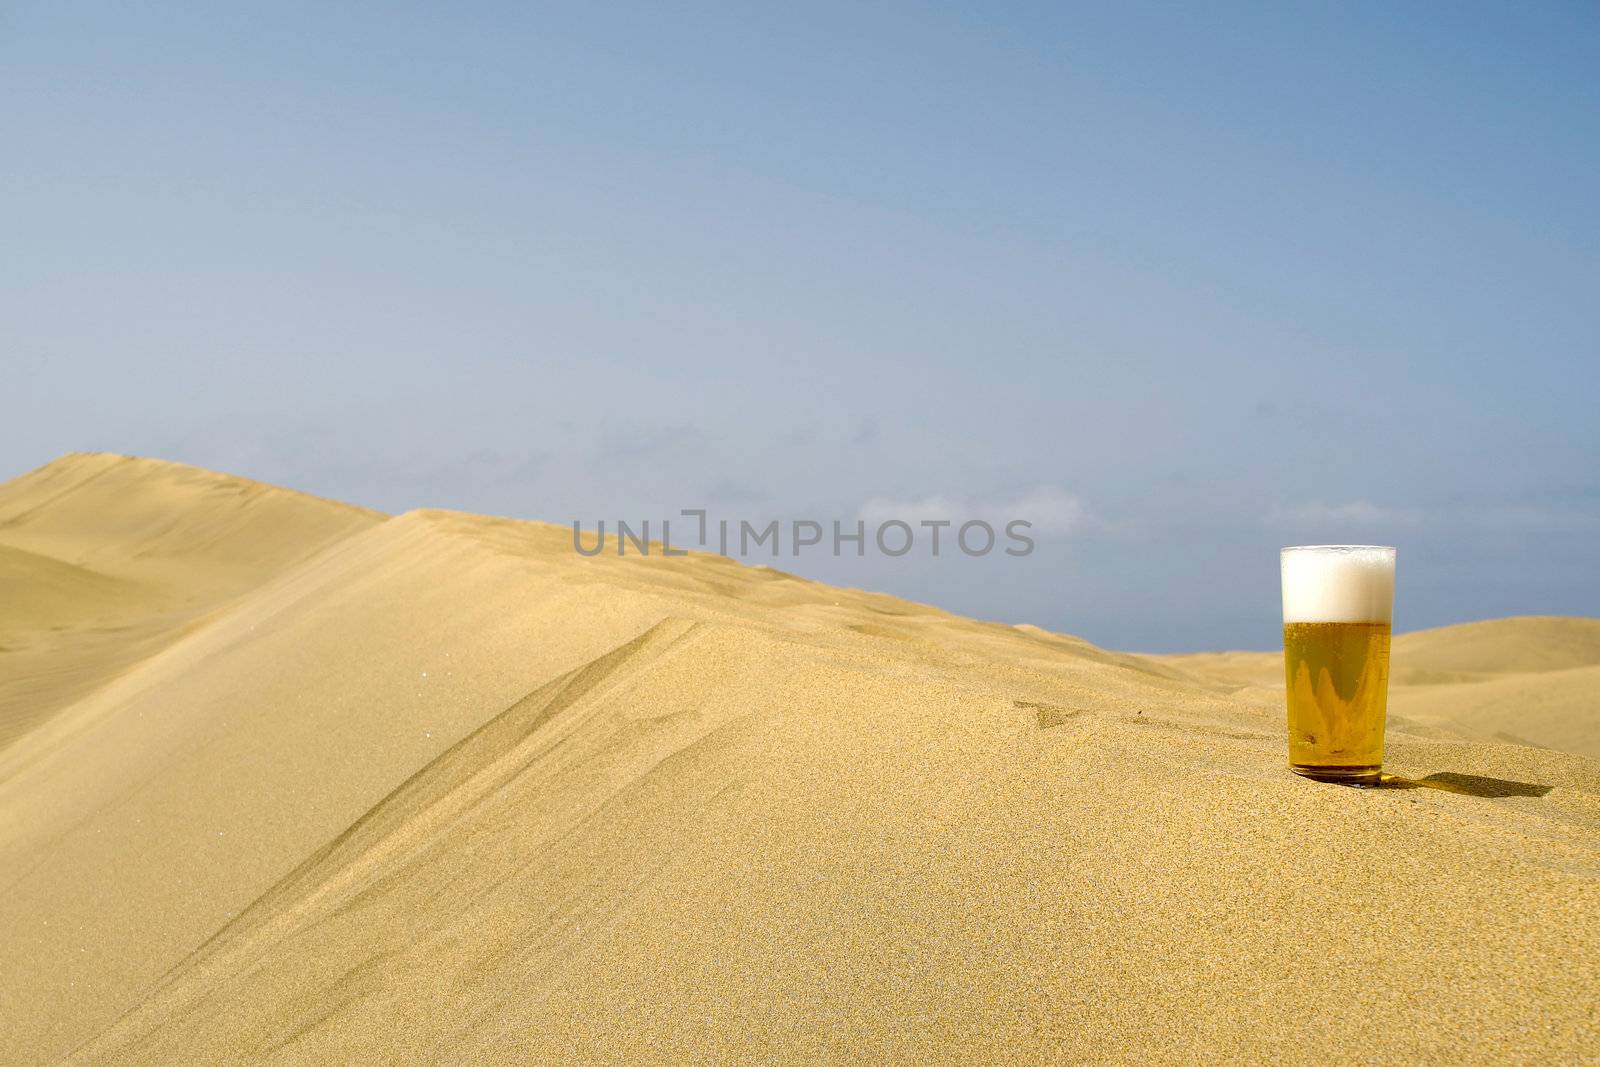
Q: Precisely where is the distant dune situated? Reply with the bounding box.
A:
[1161,616,1600,760]
[0,455,1595,1064]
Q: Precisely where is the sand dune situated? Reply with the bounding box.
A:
[0,455,1596,1064]
[0,454,380,753]
[1162,617,1600,760]
[1393,615,1600,680]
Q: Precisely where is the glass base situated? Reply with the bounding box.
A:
[1290,764,1382,787]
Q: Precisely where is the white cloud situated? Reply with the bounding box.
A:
[1267,497,1600,536]
[1001,485,1085,536]
[858,485,1086,538]
[1267,500,1426,528]
[858,494,960,526]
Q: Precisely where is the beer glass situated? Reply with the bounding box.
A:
[1281,545,1395,785]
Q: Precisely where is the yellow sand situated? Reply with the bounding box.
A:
[0,455,1595,1064]
[0,454,381,752]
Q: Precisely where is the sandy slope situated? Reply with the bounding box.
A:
[1162,617,1600,759]
[0,456,1596,1064]
[0,454,381,751]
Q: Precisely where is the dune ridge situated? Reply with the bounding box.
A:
[0,455,1595,1064]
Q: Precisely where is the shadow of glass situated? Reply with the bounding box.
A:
[1379,772,1552,799]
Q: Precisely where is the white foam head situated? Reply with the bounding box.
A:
[1281,545,1395,624]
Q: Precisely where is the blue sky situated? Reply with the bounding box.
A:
[4,2,1597,650]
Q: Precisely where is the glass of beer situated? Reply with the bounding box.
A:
[1281,545,1395,785]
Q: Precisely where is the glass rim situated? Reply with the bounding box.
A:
[1281,544,1395,553]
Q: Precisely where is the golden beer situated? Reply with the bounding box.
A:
[1281,546,1396,785]
[1284,621,1391,782]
